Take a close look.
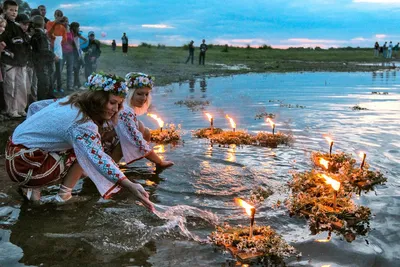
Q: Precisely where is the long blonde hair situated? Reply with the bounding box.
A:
[125,88,152,115]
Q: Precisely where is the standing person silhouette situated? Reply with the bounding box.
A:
[121,33,128,56]
[185,40,194,64]
[199,39,208,65]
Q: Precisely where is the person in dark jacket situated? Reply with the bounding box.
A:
[112,39,116,52]
[83,31,101,78]
[30,15,57,100]
[0,0,30,118]
[185,40,194,64]
[199,39,208,65]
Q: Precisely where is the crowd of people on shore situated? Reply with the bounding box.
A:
[0,1,102,119]
[374,41,399,58]
[1,1,173,211]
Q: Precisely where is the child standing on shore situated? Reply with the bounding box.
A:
[31,15,58,100]
[0,0,30,118]
[0,17,7,114]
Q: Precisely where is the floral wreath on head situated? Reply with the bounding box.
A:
[125,72,155,89]
[85,72,128,97]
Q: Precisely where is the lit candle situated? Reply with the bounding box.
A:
[226,115,236,132]
[235,198,256,239]
[325,136,334,157]
[266,118,275,135]
[205,112,214,132]
[359,152,367,169]
[147,113,164,131]
[315,231,332,243]
[320,174,341,210]
[319,158,329,170]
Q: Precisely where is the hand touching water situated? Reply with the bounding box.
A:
[120,179,154,212]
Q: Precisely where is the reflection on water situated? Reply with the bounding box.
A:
[1,71,400,266]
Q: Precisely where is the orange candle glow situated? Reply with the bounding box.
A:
[319,158,329,170]
[205,112,214,130]
[266,118,275,135]
[226,115,236,132]
[235,198,256,238]
[147,113,164,131]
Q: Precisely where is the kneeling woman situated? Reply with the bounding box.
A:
[110,72,174,167]
[5,73,153,211]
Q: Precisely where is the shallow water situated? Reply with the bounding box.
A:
[1,70,399,267]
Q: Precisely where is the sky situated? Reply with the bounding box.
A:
[27,0,400,48]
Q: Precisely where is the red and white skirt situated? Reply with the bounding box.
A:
[5,139,76,188]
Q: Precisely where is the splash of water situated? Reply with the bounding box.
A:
[152,204,219,243]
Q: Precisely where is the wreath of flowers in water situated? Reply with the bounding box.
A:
[125,72,155,89]
[86,72,128,97]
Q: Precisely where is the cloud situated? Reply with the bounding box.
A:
[59,3,80,8]
[213,38,269,47]
[375,34,387,39]
[283,38,347,44]
[80,26,102,32]
[142,24,174,29]
[351,37,367,41]
[353,0,400,4]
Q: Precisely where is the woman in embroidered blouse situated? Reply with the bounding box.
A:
[6,73,154,211]
[107,72,174,168]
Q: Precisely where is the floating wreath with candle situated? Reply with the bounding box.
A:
[210,198,298,264]
[287,170,371,242]
[194,114,293,147]
[209,225,298,264]
[311,152,387,193]
[150,123,181,144]
[147,113,181,144]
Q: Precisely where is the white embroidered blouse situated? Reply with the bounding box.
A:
[13,101,125,198]
[114,105,152,164]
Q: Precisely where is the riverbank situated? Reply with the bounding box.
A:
[98,45,398,86]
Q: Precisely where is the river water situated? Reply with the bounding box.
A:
[0,70,399,267]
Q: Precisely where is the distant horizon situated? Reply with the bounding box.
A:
[99,41,387,49]
[27,0,400,49]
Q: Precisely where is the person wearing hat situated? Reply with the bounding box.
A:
[82,31,101,78]
[185,40,194,64]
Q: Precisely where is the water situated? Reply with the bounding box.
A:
[0,70,399,266]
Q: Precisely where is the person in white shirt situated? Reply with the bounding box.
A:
[6,72,154,211]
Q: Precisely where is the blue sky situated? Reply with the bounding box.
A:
[27,0,400,48]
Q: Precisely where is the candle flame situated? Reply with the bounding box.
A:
[205,112,213,122]
[315,239,331,243]
[266,118,275,129]
[226,115,236,129]
[235,198,254,217]
[145,180,156,186]
[147,113,164,128]
[325,136,333,145]
[320,174,341,191]
[321,265,331,267]
[359,152,366,159]
[319,158,329,169]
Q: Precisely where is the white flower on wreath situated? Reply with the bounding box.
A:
[142,77,149,84]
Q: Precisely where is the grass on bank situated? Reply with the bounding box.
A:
[97,45,397,86]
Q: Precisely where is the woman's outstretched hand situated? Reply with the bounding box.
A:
[157,160,174,169]
[130,183,154,212]
[121,179,154,212]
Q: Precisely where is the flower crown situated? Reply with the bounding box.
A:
[85,72,128,97]
[125,72,155,89]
